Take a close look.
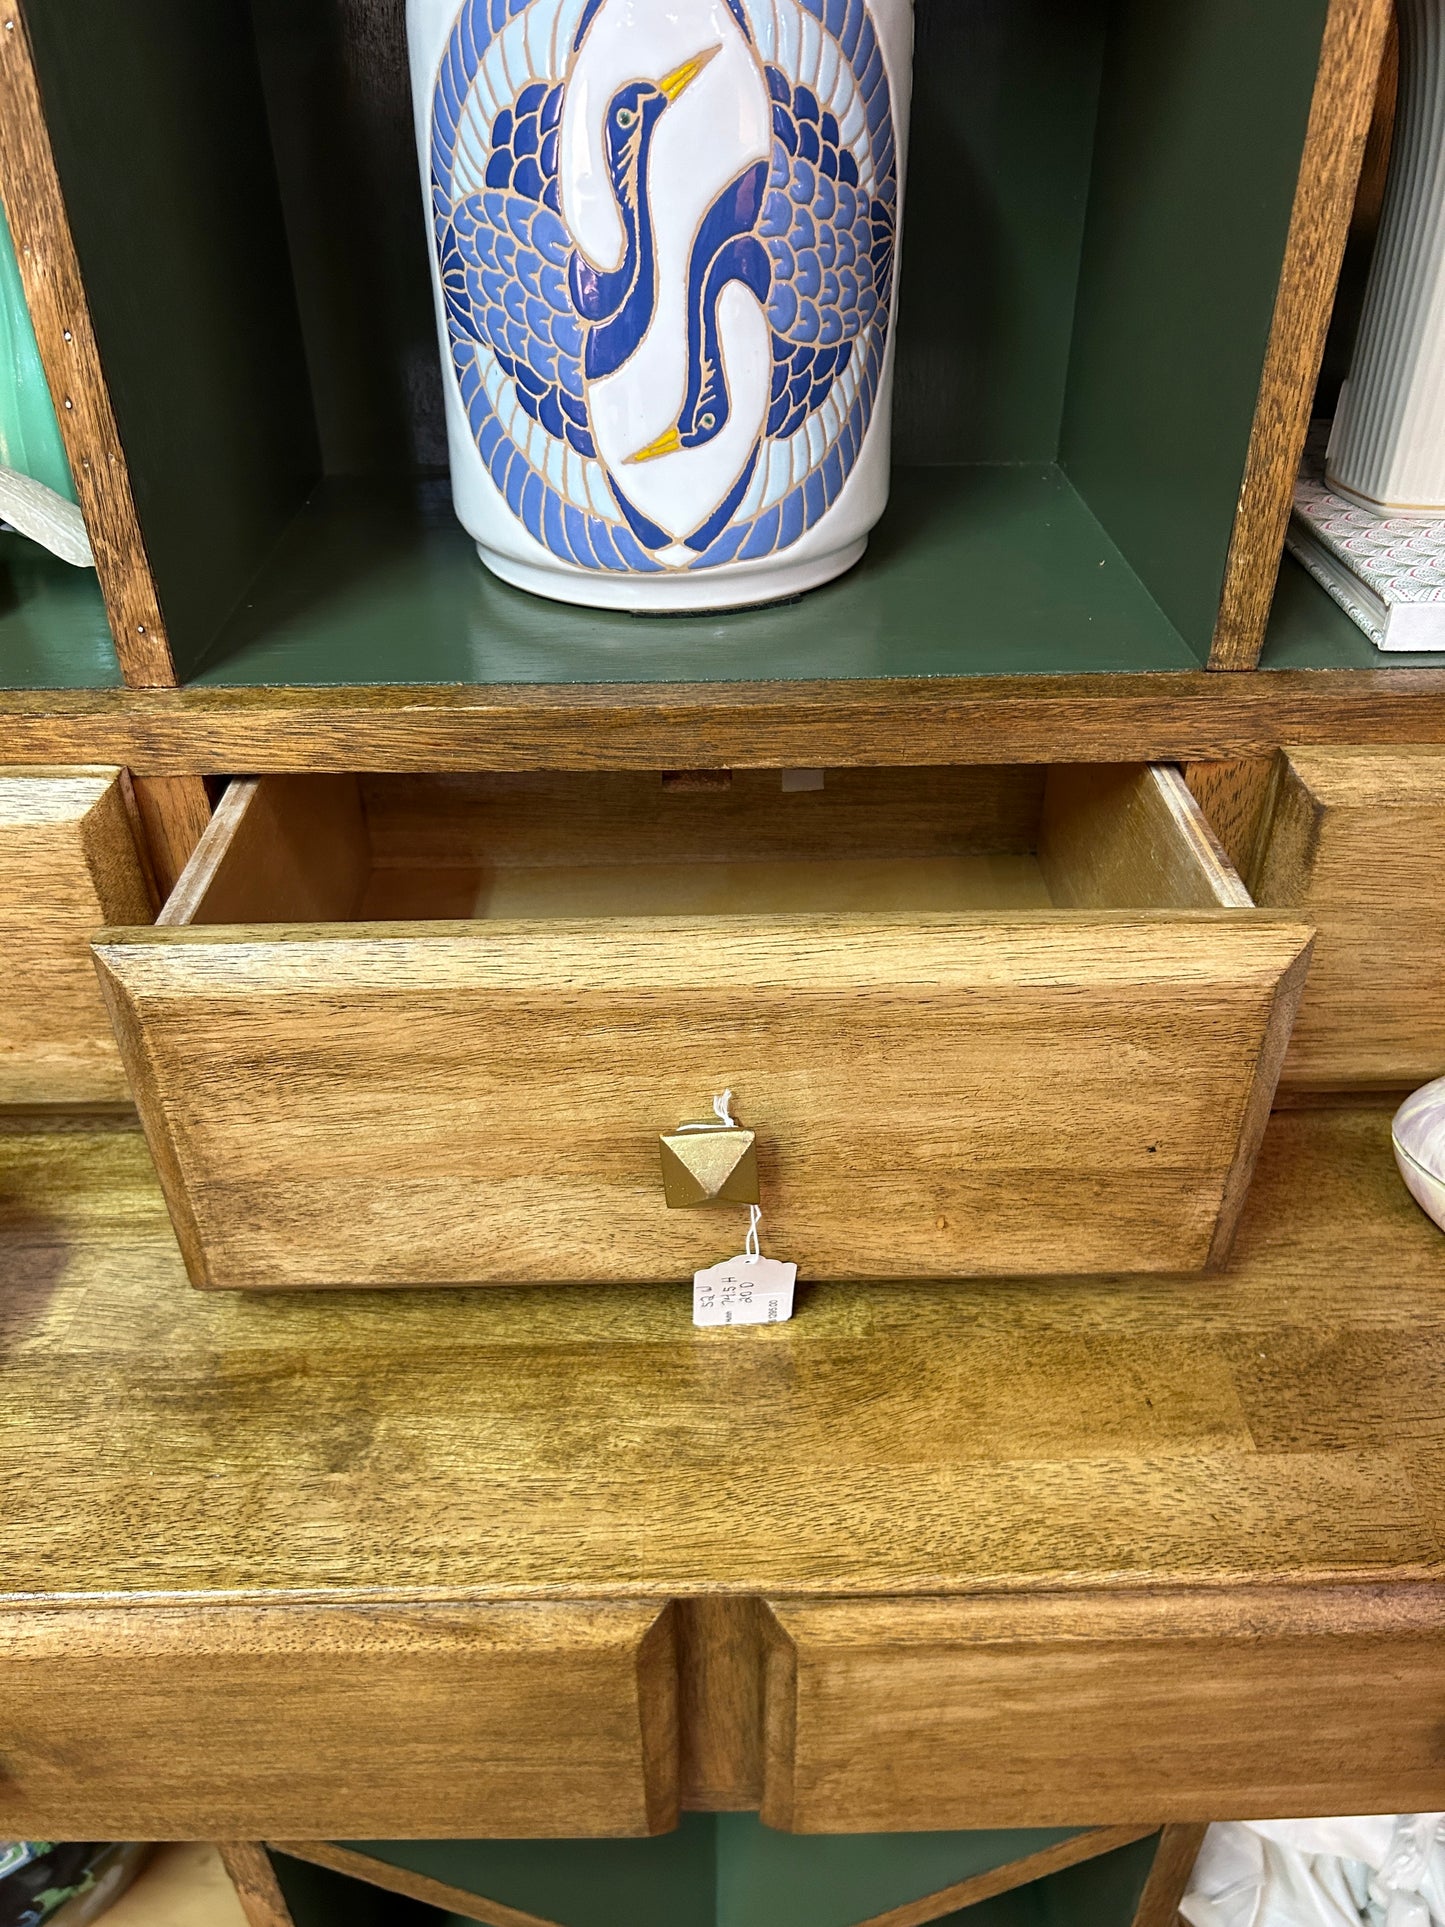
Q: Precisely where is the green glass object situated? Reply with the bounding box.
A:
[0,204,75,504]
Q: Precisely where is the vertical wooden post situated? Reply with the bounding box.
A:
[1209,0,1395,668]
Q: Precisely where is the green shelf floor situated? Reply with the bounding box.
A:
[1260,551,1445,670]
[0,529,121,688]
[6,476,1443,692]
[184,465,1200,686]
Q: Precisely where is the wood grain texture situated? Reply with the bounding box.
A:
[94,909,1310,1286]
[760,1588,1445,1832]
[270,1845,561,1927]
[165,776,367,928]
[1039,766,1251,910]
[1129,1823,1208,1927]
[0,1106,1442,1830]
[0,1601,677,1839]
[216,1846,296,1927]
[131,775,214,901]
[852,1827,1160,1927]
[8,674,1445,774]
[1249,744,1445,1087]
[1183,760,1279,881]
[357,769,1047,870]
[1210,0,1396,669]
[1203,931,1313,1268]
[677,1596,765,1811]
[0,765,150,1102]
[0,2,174,684]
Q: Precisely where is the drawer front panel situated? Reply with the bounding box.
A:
[0,1602,677,1838]
[761,1593,1445,1832]
[1252,746,1445,1089]
[0,768,150,1104]
[94,914,1309,1287]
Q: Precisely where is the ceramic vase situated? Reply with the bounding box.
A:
[1393,1076,1445,1232]
[408,0,913,611]
[1329,0,1445,512]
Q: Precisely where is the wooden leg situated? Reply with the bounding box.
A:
[129,773,213,900]
[1130,1823,1210,1927]
[217,1843,296,1927]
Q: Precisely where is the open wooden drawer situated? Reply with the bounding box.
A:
[92,767,1311,1289]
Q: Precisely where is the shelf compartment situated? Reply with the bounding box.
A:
[0,0,1388,688]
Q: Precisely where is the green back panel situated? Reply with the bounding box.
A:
[354,1821,1092,1927]
[715,1818,1086,1927]
[247,0,445,477]
[191,467,1197,684]
[22,0,319,680]
[348,1817,716,1927]
[1061,0,1332,656]
[0,202,75,500]
[859,0,1106,464]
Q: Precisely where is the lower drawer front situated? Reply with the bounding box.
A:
[0,768,150,1104]
[0,1602,676,1838]
[760,1594,1445,1832]
[1251,745,1445,1089]
[94,916,1308,1286]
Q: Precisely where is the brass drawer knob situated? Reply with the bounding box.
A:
[659,1094,759,1208]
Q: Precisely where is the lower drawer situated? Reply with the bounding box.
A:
[0,766,152,1104]
[760,1591,1445,1832]
[93,765,1311,1287]
[0,1601,677,1838]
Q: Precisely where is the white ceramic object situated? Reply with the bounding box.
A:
[1329,0,1445,513]
[407,0,913,610]
[1393,1076,1445,1231]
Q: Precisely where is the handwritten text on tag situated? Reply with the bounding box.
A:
[693,1255,797,1327]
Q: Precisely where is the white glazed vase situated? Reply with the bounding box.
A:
[1329,0,1445,512]
[407,0,913,610]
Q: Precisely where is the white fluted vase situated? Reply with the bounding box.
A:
[1330,0,1445,512]
[408,0,913,611]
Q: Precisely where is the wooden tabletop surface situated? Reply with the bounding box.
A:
[1,1104,1441,1606]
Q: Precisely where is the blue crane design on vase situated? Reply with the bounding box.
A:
[408,0,913,611]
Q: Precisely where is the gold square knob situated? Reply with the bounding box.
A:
[658,1123,759,1208]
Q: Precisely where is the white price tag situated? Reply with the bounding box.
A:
[693,1255,796,1327]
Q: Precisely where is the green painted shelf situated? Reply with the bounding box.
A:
[0,531,121,688]
[1260,553,1445,671]
[183,466,1200,688]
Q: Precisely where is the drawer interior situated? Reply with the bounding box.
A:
[164,765,1251,928]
